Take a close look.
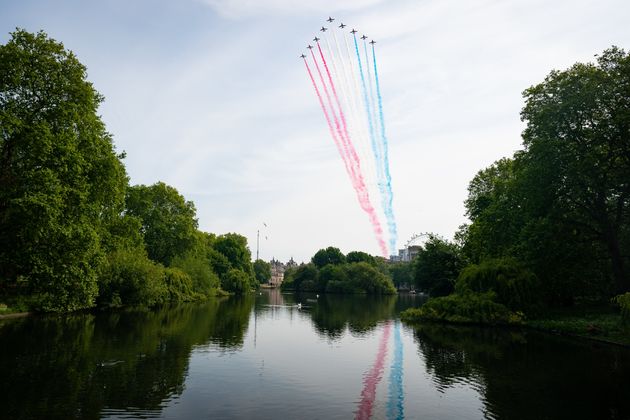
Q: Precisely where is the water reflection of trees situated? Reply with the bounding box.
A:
[413,324,630,419]
[307,294,397,339]
[0,296,253,419]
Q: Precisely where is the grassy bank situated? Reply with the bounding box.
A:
[526,305,630,346]
[401,303,630,347]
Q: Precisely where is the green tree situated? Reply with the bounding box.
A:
[253,259,271,284]
[344,262,397,295]
[214,233,254,276]
[520,46,630,293]
[462,158,523,263]
[319,264,348,292]
[125,182,197,266]
[171,252,219,296]
[0,30,128,311]
[221,268,251,294]
[456,257,540,313]
[289,263,319,292]
[311,246,346,268]
[97,248,167,307]
[413,235,466,297]
[346,251,377,266]
[388,262,413,289]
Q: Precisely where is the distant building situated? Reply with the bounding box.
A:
[269,257,298,287]
[391,245,422,262]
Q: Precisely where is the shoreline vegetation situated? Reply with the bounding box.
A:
[401,47,630,347]
[280,247,397,295]
[402,305,630,347]
[0,30,259,313]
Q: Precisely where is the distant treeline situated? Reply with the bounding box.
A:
[281,247,397,295]
[403,46,630,325]
[0,30,257,312]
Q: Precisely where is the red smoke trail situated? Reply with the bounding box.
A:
[303,58,352,179]
[315,43,388,257]
[309,48,355,179]
[317,42,354,162]
[307,51,388,256]
[356,321,392,420]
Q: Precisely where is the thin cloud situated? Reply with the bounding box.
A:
[200,0,385,19]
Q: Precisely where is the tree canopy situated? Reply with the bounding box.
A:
[253,259,271,284]
[125,182,198,266]
[460,46,630,304]
[0,30,257,312]
[412,235,466,297]
[0,29,127,311]
[311,246,346,268]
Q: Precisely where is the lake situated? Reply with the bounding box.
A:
[1,289,629,419]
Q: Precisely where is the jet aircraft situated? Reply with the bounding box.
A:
[300,54,306,58]
[320,26,328,32]
[327,17,335,23]
[307,44,313,49]
[350,29,357,34]
[361,35,368,40]
[313,36,320,42]
[339,23,346,29]
[370,40,376,45]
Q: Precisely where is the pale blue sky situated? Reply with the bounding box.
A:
[2,0,629,261]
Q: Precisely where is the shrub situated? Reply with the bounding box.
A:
[345,262,397,295]
[456,258,540,312]
[288,264,319,292]
[97,248,167,307]
[163,267,195,302]
[401,292,523,325]
[319,264,348,292]
[221,269,251,294]
[171,253,220,296]
[612,293,630,325]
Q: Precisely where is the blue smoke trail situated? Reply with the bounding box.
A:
[387,321,404,420]
[371,44,398,254]
[355,35,390,255]
[353,35,378,160]
[353,35,385,235]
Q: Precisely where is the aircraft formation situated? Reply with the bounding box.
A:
[300,17,397,257]
[301,17,376,59]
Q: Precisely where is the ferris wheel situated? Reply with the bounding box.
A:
[405,233,430,248]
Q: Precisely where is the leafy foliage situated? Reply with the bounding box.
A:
[253,259,271,284]
[343,262,397,295]
[401,293,523,325]
[413,235,467,297]
[221,268,253,294]
[612,293,630,325]
[388,262,413,289]
[285,263,319,292]
[456,258,540,312]
[163,267,196,302]
[0,29,128,311]
[311,246,346,268]
[461,47,630,304]
[125,182,198,266]
[97,248,167,307]
[171,252,220,297]
[282,250,396,295]
[346,251,377,266]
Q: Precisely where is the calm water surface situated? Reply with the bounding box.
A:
[1,290,629,419]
